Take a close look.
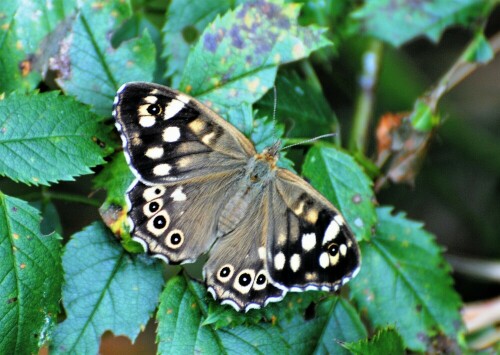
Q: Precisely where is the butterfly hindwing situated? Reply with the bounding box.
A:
[267,169,361,291]
[114,82,255,184]
[204,191,286,311]
[127,171,243,264]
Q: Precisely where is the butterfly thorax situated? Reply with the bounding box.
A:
[248,141,281,184]
[216,149,278,236]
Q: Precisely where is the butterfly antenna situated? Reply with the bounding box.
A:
[280,133,337,151]
[271,85,278,143]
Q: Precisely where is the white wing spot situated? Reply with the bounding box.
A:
[322,220,340,245]
[145,147,164,159]
[201,131,216,145]
[144,95,158,104]
[163,126,181,142]
[334,214,345,226]
[277,233,287,246]
[290,254,301,272]
[176,93,190,104]
[258,247,266,260]
[143,186,166,201]
[153,164,171,176]
[339,243,347,256]
[139,115,155,127]
[301,233,316,251]
[274,252,286,270]
[171,187,186,201]
[164,99,184,120]
[319,252,329,269]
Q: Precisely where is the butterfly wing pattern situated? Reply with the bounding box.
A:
[114,82,361,311]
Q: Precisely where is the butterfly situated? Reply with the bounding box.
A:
[113,82,361,312]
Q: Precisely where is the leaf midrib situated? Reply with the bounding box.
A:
[371,237,442,329]
[0,193,23,354]
[78,12,118,91]
[0,134,92,144]
[183,274,228,355]
[66,251,126,353]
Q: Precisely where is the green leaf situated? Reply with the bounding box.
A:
[14,0,76,54]
[94,153,135,207]
[157,274,289,354]
[353,0,490,47]
[29,200,63,236]
[0,92,111,186]
[56,0,156,116]
[0,193,62,354]
[179,0,331,111]
[303,146,376,241]
[0,0,76,93]
[464,32,494,64]
[51,222,164,354]
[342,327,405,355]
[94,153,139,253]
[410,100,440,132]
[349,207,463,351]
[279,297,367,354]
[162,0,239,87]
[255,70,338,138]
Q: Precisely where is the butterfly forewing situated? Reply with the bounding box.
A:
[114,82,255,184]
[268,169,361,291]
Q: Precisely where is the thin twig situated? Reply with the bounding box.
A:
[447,254,500,283]
[348,40,383,153]
[427,31,500,111]
[21,190,102,207]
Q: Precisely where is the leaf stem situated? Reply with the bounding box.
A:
[348,40,383,154]
[22,190,101,207]
[426,31,500,111]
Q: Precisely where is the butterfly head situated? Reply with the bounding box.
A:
[261,139,282,159]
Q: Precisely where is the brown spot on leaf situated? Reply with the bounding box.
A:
[20,263,26,269]
[13,233,19,239]
[167,308,173,314]
[91,2,104,10]
[92,136,106,148]
[7,297,17,304]
[19,59,32,76]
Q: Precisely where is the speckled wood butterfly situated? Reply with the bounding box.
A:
[113,82,361,312]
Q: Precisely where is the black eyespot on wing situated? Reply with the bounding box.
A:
[147,103,161,115]
[149,201,159,212]
[256,274,266,285]
[327,243,339,256]
[220,266,231,277]
[238,273,252,286]
[170,233,182,245]
[153,215,166,229]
